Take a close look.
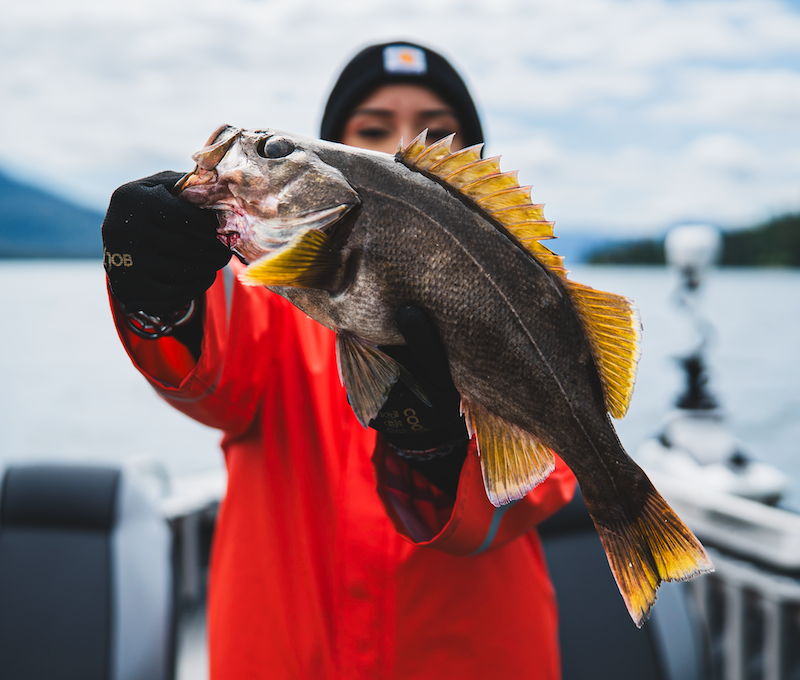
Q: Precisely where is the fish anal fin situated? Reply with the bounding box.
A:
[461,398,555,508]
[586,486,713,627]
[239,228,339,289]
[564,280,642,418]
[335,333,402,428]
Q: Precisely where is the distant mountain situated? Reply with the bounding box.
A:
[0,171,104,258]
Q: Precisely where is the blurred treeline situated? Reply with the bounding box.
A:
[587,213,800,267]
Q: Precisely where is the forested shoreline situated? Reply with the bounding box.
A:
[588,213,800,267]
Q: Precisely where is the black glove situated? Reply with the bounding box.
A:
[101,171,231,315]
[371,306,469,497]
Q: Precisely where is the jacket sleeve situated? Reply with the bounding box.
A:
[373,438,576,556]
[109,262,279,436]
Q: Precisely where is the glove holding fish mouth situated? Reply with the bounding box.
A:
[102,171,232,316]
[372,306,470,498]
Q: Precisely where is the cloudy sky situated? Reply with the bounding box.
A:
[2,0,799,236]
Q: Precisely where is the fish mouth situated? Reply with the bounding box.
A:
[173,123,360,265]
[176,172,356,264]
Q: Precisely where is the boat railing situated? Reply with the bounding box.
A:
[650,472,800,680]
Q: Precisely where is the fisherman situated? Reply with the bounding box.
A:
[102,42,576,679]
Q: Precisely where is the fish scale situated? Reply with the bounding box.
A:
[176,124,713,626]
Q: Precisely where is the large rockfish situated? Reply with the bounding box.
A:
[176,124,712,626]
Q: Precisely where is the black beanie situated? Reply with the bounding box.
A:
[320,42,484,148]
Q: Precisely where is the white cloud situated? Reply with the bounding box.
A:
[647,67,800,131]
[1,0,799,234]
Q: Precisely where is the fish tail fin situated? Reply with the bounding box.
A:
[584,482,714,628]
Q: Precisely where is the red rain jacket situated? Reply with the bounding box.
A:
[111,260,576,680]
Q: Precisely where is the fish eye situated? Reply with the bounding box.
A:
[257,136,295,159]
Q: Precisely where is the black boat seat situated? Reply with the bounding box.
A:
[539,489,707,680]
[0,464,176,680]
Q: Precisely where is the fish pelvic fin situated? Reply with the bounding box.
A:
[335,332,430,427]
[461,398,555,507]
[564,280,642,419]
[239,228,339,288]
[586,484,714,628]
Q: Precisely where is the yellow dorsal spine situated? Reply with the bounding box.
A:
[395,131,641,418]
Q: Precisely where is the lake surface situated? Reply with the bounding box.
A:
[1,261,798,509]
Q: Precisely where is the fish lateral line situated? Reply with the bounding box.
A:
[356,183,563,374]
[356,183,599,472]
[389,156,643,513]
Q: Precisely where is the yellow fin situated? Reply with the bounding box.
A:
[396,133,572,282]
[476,186,533,211]
[460,171,520,198]
[398,130,428,162]
[429,143,483,177]
[461,398,555,507]
[447,157,503,188]
[239,229,338,288]
[490,203,546,223]
[413,133,455,170]
[587,486,714,627]
[506,221,555,243]
[564,280,642,418]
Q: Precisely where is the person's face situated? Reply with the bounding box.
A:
[341,83,464,154]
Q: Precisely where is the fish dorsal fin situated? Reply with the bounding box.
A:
[396,133,567,278]
[397,133,641,418]
[461,397,555,507]
[564,280,642,418]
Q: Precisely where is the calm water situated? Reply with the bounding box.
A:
[1,261,799,509]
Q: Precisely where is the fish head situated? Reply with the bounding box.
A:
[176,125,360,264]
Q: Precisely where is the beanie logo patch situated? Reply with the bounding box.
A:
[383,46,427,75]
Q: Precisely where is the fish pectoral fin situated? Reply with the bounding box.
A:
[564,280,642,419]
[585,484,714,628]
[461,398,555,507]
[239,229,339,289]
[335,332,405,428]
